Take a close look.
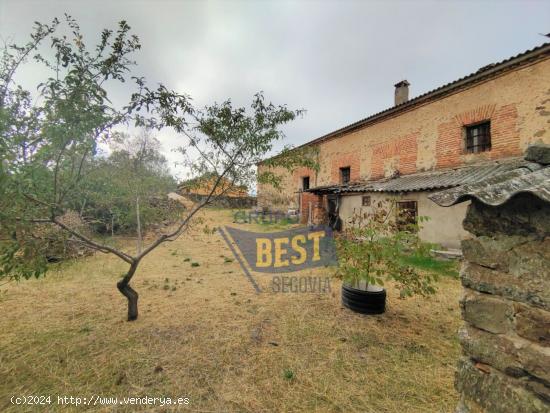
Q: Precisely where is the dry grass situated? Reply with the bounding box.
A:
[0,209,462,412]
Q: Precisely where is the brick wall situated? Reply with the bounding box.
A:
[370,132,419,178]
[330,152,361,183]
[292,167,317,189]
[258,58,550,208]
[490,104,522,159]
[299,192,326,225]
[436,104,521,169]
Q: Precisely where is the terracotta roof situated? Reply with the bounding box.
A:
[306,158,536,195]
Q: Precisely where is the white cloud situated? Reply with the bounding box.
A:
[2,0,548,178]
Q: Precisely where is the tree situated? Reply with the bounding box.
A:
[336,200,438,298]
[81,130,177,243]
[112,130,173,252]
[0,16,315,320]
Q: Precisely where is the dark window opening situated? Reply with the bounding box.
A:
[340,167,351,184]
[465,121,491,153]
[302,176,310,190]
[362,195,371,206]
[327,195,342,231]
[396,200,418,230]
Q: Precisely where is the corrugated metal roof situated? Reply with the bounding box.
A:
[307,158,538,194]
[429,164,550,207]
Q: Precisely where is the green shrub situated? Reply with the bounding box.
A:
[336,200,439,298]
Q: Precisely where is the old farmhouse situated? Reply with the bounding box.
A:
[257,43,550,249]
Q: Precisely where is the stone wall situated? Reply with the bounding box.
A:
[456,194,549,412]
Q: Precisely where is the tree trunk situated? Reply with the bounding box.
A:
[117,262,139,321]
[80,199,87,218]
[136,196,142,254]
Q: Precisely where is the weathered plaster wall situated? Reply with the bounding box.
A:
[257,165,304,209]
[258,58,550,209]
[339,192,471,249]
[455,195,550,412]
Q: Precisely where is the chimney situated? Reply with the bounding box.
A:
[394,80,410,106]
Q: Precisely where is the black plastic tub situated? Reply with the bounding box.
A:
[341,284,386,314]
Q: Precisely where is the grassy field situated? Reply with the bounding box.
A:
[0,209,462,412]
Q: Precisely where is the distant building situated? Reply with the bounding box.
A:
[258,43,550,249]
[178,174,248,198]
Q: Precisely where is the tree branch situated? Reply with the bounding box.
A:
[51,217,134,264]
[135,147,242,262]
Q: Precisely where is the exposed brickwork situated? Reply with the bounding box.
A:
[312,196,327,225]
[330,153,361,183]
[258,58,550,210]
[370,132,419,179]
[454,104,497,126]
[436,119,465,169]
[292,167,316,189]
[300,192,324,224]
[490,104,522,159]
[436,104,521,169]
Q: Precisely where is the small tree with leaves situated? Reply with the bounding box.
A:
[336,199,438,298]
[78,129,177,238]
[0,16,316,320]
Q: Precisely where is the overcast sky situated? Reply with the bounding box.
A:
[1,0,549,179]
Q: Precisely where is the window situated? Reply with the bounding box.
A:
[302,176,310,190]
[362,195,371,206]
[340,167,351,184]
[396,201,417,230]
[465,121,491,153]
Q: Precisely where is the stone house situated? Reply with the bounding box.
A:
[429,144,549,412]
[178,174,248,198]
[257,43,550,249]
[177,174,256,209]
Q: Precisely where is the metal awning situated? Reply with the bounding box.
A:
[429,145,550,207]
[307,158,537,195]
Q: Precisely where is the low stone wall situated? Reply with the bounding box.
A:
[456,195,549,412]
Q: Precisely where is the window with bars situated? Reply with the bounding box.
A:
[465,121,491,153]
[302,176,310,190]
[340,167,351,184]
[396,200,418,230]
[362,195,371,206]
